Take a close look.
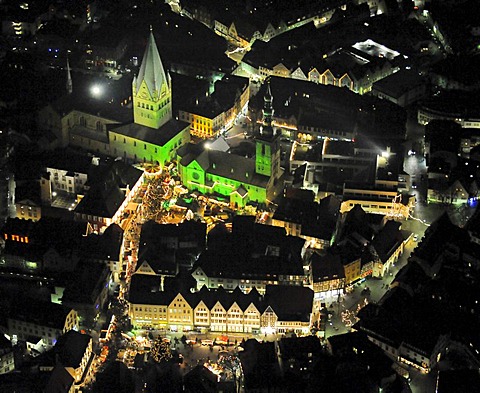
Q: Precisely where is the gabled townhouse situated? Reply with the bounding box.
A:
[80,223,124,281]
[243,296,262,334]
[178,75,249,139]
[168,293,195,332]
[335,205,376,245]
[127,275,171,329]
[210,300,227,332]
[61,260,110,327]
[330,241,364,286]
[263,285,314,335]
[427,178,470,205]
[370,220,406,277]
[193,297,211,332]
[309,250,346,307]
[73,160,144,232]
[7,299,78,352]
[226,301,245,333]
[271,195,340,249]
[137,220,206,272]
[277,336,323,379]
[134,248,176,279]
[14,181,42,222]
[44,330,94,393]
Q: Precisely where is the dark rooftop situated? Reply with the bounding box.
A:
[75,160,143,218]
[373,68,426,99]
[8,298,73,331]
[54,330,91,368]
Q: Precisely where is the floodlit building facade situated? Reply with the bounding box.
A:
[128,276,312,334]
[177,81,283,207]
[38,30,190,168]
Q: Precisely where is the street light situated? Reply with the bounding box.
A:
[90,84,102,97]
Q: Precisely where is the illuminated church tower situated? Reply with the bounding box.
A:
[132,28,172,129]
[255,80,280,180]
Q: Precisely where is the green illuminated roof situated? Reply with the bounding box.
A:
[112,119,188,147]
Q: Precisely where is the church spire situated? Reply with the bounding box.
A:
[133,28,172,129]
[260,79,274,137]
[66,57,72,95]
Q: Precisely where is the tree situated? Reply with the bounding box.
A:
[150,338,173,363]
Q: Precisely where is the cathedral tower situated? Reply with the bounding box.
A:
[133,29,172,129]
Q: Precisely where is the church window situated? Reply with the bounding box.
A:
[80,117,86,127]
[154,148,157,153]
[113,135,116,141]
[144,144,147,150]
[142,103,145,108]
[192,172,199,180]
[134,141,137,147]
[123,138,126,143]
[96,121,102,132]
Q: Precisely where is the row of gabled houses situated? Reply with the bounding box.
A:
[128,274,314,335]
[171,0,346,48]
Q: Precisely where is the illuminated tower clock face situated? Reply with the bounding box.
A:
[140,90,149,99]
